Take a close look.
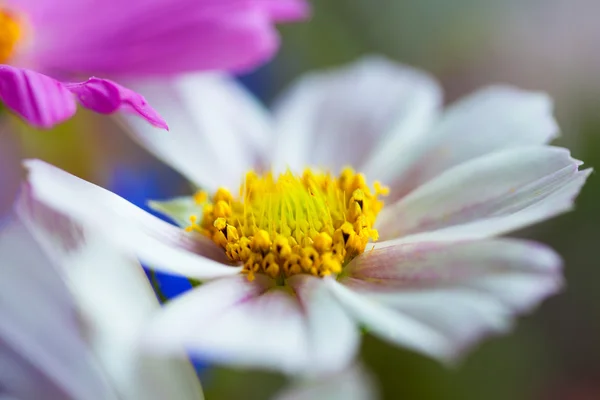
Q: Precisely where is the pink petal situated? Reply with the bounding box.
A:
[0,66,167,129]
[0,65,76,129]
[65,78,168,130]
[24,0,310,76]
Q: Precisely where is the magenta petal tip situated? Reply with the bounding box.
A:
[66,77,169,130]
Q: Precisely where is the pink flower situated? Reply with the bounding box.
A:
[0,0,308,129]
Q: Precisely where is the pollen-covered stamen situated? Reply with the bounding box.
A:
[189,168,388,281]
[0,9,22,64]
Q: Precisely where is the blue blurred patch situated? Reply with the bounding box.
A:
[238,63,272,102]
[109,165,193,301]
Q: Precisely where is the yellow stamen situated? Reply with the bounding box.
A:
[0,9,22,64]
[192,168,387,281]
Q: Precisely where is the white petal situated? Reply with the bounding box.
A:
[15,195,204,400]
[335,239,561,363]
[377,146,587,240]
[272,56,441,174]
[0,216,117,400]
[23,159,238,280]
[364,85,559,201]
[325,278,453,361]
[288,275,360,374]
[144,275,313,374]
[377,166,590,246]
[122,74,273,191]
[149,196,199,228]
[273,363,378,400]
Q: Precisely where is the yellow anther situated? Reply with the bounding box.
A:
[320,253,342,275]
[203,203,214,216]
[252,229,271,253]
[337,222,356,246]
[194,190,208,205]
[348,201,362,222]
[300,246,319,272]
[214,188,232,204]
[262,254,280,278]
[374,181,390,196]
[214,217,227,231]
[214,200,231,218]
[339,167,355,191]
[213,230,228,247]
[273,235,292,258]
[331,242,345,258]
[283,254,303,276]
[195,167,385,281]
[313,232,333,252]
[185,215,200,232]
[225,224,239,242]
[0,9,22,64]
[353,174,368,193]
[351,189,365,207]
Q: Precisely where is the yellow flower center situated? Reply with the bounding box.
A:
[0,9,22,63]
[188,168,389,282]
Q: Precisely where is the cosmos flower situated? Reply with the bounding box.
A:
[0,0,308,129]
[24,57,591,374]
[1,196,203,399]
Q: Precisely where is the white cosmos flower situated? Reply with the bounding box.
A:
[24,56,591,375]
[0,194,204,400]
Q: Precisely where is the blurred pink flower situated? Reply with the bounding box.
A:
[0,0,308,129]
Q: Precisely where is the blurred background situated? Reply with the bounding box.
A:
[4,0,600,399]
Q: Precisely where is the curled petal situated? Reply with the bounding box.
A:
[0,66,167,129]
[0,65,76,129]
[66,78,168,130]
